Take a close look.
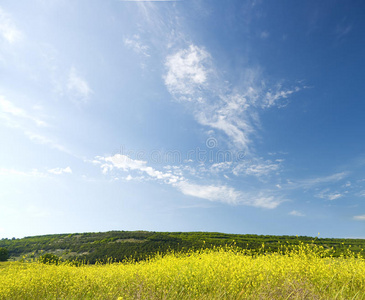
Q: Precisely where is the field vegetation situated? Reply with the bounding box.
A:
[0,243,364,299]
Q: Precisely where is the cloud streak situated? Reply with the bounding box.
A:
[0,166,73,178]
[124,35,150,57]
[0,96,74,156]
[0,168,46,178]
[0,96,47,127]
[164,44,301,153]
[48,167,72,175]
[24,131,72,155]
[353,215,365,221]
[67,67,93,103]
[285,172,348,190]
[289,210,305,217]
[96,153,283,209]
[0,7,22,44]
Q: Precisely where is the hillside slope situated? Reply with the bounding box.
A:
[1,231,364,263]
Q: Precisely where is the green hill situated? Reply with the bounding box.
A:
[1,231,364,264]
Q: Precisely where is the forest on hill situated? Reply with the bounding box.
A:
[1,231,364,264]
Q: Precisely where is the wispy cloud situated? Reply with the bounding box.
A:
[260,31,269,39]
[233,159,282,177]
[124,35,150,57]
[0,168,46,178]
[48,167,72,175]
[328,193,342,201]
[95,153,283,209]
[0,96,47,127]
[287,172,348,190]
[246,193,284,209]
[67,67,93,103]
[335,24,352,39]
[289,210,305,217]
[24,131,72,155]
[0,166,72,178]
[164,45,210,99]
[164,44,301,153]
[353,215,365,221]
[175,181,240,205]
[97,154,180,184]
[335,18,352,40]
[197,108,253,152]
[315,188,343,201]
[262,86,301,108]
[357,190,365,197]
[0,7,22,44]
[0,96,73,156]
[210,162,232,173]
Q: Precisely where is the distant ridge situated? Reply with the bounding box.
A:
[1,231,364,263]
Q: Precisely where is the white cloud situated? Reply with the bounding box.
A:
[289,172,348,190]
[164,45,301,153]
[197,112,252,151]
[124,35,150,57]
[314,172,348,184]
[67,67,93,102]
[0,7,22,44]
[260,31,269,39]
[358,191,365,197]
[328,193,342,201]
[335,20,352,40]
[0,166,72,178]
[0,96,47,127]
[102,154,147,172]
[164,45,210,98]
[96,153,284,209]
[98,154,180,184]
[0,96,24,116]
[289,210,305,217]
[247,193,284,209]
[233,159,281,177]
[0,168,46,178]
[315,188,343,201]
[176,181,240,205]
[24,131,72,155]
[263,86,301,108]
[343,181,351,187]
[353,215,365,221]
[176,178,284,209]
[0,96,73,156]
[210,162,232,173]
[48,167,72,175]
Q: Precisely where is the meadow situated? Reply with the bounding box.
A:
[0,243,364,299]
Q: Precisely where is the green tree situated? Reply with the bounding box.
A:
[0,247,9,261]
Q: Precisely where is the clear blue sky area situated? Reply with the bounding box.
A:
[0,0,364,238]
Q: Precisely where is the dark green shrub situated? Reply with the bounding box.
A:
[0,247,9,261]
[39,253,60,265]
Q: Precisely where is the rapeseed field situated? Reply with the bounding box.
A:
[0,243,364,299]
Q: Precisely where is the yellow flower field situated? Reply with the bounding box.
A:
[0,244,364,299]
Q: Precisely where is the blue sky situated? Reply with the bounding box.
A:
[0,0,364,239]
